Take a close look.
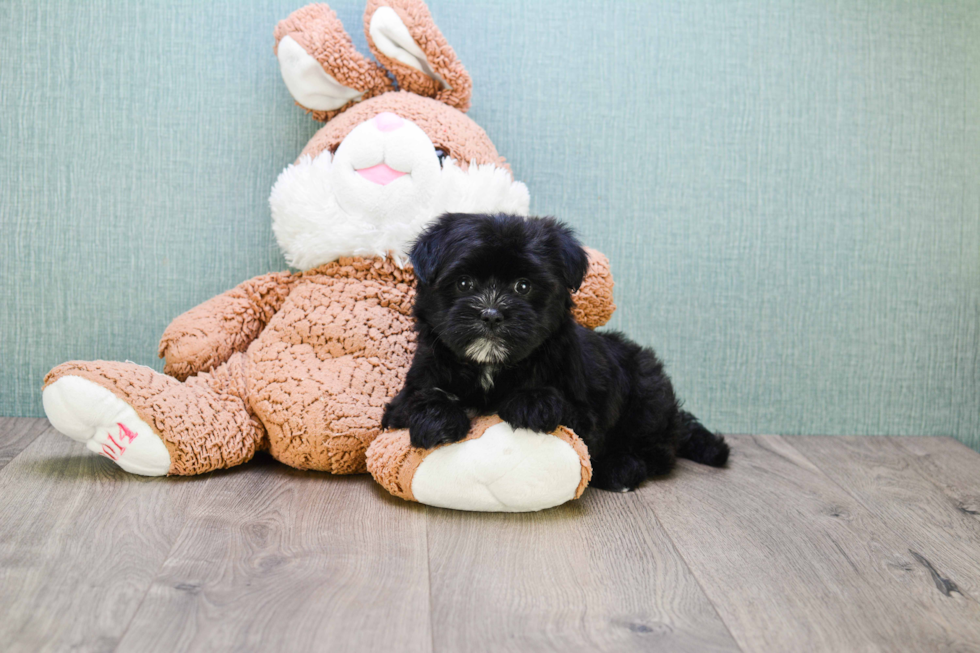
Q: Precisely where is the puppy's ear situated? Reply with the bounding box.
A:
[549,220,589,292]
[410,215,454,286]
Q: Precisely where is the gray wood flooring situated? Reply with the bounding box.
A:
[1,418,979,652]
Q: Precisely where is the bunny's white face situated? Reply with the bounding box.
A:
[269,1,528,271]
[331,112,443,225]
[270,111,529,271]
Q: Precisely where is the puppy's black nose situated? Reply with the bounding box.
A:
[480,308,504,327]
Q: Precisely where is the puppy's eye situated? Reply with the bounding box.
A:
[456,276,474,292]
[434,148,448,168]
[514,279,531,295]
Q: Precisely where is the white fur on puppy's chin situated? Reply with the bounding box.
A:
[465,338,508,364]
[270,152,530,271]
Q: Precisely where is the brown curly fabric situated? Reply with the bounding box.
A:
[44,355,264,476]
[299,92,505,170]
[575,248,616,330]
[363,0,473,112]
[273,4,394,122]
[43,255,613,477]
[555,423,594,499]
[248,258,418,473]
[274,2,501,169]
[366,415,593,503]
[364,424,419,500]
[159,271,297,381]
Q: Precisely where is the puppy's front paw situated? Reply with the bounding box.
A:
[381,396,409,430]
[408,400,470,449]
[499,388,565,433]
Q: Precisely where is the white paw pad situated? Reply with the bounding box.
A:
[42,375,171,476]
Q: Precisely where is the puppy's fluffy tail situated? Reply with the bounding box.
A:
[676,411,730,467]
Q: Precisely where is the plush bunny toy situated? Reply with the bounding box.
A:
[42,0,615,512]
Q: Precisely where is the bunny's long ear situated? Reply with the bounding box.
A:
[363,0,472,112]
[275,4,394,122]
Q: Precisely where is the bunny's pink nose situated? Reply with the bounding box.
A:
[374,112,404,132]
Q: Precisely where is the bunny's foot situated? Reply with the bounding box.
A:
[43,375,171,476]
[367,415,592,512]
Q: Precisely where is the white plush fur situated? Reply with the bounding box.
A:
[412,422,582,512]
[270,116,529,270]
[43,376,171,476]
[369,6,450,89]
[410,422,584,512]
[277,36,363,111]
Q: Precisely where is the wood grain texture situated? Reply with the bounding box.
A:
[5,419,980,652]
[115,455,432,653]
[0,425,200,652]
[425,489,739,653]
[792,436,980,604]
[645,435,980,652]
[0,416,48,470]
[889,437,980,521]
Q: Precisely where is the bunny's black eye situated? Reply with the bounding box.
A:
[456,276,474,292]
[514,279,531,295]
[434,148,448,167]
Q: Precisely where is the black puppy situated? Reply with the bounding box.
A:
[382,213,729,491]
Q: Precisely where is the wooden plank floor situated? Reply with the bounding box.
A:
[2,418,979,653]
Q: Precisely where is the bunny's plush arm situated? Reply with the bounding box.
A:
[159,272,297,381]
[572,247,616,329]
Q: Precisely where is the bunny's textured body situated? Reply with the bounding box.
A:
[42,0,615,488]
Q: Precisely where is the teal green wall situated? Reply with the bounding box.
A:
[2,1,978,447]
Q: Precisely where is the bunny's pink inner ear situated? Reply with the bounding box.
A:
[363,0,472,112]
[274,3,394,122]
